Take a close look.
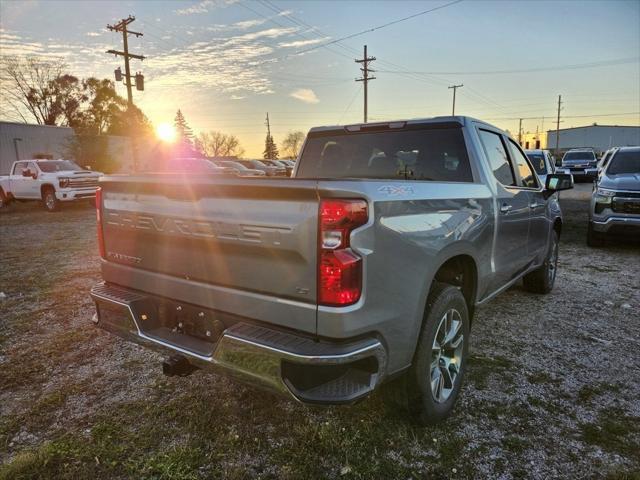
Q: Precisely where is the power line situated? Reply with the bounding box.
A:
[377,56,640,76]
[291,0,463,58]
[338,84,363,123]
[249,0,463,66]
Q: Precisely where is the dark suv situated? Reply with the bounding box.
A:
[559,148,598,180]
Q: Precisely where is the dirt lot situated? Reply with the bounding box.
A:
[1,184,639,479]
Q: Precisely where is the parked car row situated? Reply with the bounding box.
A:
[524,146,640,247]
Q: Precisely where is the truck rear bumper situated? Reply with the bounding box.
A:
[90,282,387,405]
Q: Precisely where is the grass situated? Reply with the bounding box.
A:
[580,408,640,462]
[0,387,466,479]
[466,354,514,390]
[2,190,640,479]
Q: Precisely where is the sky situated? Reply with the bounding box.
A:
[1,0,639,157]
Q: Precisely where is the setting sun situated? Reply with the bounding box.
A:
[156,123,176,143]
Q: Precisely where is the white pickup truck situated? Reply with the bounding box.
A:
[0,159,102,212]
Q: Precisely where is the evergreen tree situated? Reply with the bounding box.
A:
[263,134,279,160]
[174,109,194,146]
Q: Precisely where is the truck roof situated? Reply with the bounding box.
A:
[308,115,504,135]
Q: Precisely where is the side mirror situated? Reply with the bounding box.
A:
[32,172,38,180]
[544,173,573,197]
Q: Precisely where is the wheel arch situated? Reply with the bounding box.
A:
[431,253,478,322]
[553,217,562,237]
[40,183,56,198]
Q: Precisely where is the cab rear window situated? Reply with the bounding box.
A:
[297,126,473,182]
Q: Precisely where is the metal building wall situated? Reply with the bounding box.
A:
[0,122,74,174]
[546,126,640,154]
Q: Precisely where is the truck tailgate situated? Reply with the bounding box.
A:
[99,175,319,333]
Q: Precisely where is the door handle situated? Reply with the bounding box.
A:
[529,202,540,209]
[500,203,512,214]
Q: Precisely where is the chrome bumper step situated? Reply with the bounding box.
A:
[90,282,387,404]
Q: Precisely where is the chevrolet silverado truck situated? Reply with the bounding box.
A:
[90,116,573,424]
[0,159,101,212]
[587,146,640,246]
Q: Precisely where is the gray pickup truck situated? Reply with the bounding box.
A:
[90,116,573,424]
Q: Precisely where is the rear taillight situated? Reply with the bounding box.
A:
[95,188,105,258]
[318,199,368,306]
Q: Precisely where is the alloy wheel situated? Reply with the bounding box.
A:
[430,308,464,403]
[45,193,55,210]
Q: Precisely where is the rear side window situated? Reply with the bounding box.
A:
[526,153,547,175]
[508,140,538,188]
[478,129,516,186]
[296,127,473,182]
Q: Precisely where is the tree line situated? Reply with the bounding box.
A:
[1,56,306,168]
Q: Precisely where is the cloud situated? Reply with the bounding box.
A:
[279,37,330,48]
[232,19,266,30]
[230,94,246,100]
[176,0,216,15]
[86,31,102,37]
[290,89,319,104]
[175,0,237,15]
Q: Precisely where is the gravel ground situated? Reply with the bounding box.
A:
[0,184,639,479]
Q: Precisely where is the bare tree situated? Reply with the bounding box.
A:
[195,131,244,158]
[281,130,305,159]
[0,56,79,125]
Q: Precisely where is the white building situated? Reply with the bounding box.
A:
[546,124,640,155]
[0,122,74,174]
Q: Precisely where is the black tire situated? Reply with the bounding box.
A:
[385,283,470,425]
[0,189,7,209]
[42,187,59,212]
[587,222,605,247]
[523,230,559,294]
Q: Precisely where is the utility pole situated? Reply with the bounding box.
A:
[107,15,145,106]
[518,118,523,145]
[106,15,146,172]
[555,95,562,157]
[448,84,463,116]
[355,45,376,123]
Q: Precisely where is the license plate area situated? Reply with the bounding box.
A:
[156,302,225,343]
[133,299,228,357]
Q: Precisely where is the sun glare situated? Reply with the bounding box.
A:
[156,123,176,143]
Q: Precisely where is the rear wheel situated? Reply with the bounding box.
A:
[523,230,559,294]
[42,188,59,212]
[587,222,605,247]
[385,283,469,425]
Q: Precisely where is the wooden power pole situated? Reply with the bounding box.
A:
[106,15,146,172]
[448,84,463,116]
[518,118,523,145]
[107,15,145,106]
[355,45,376,123]
[555,94,562,157]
